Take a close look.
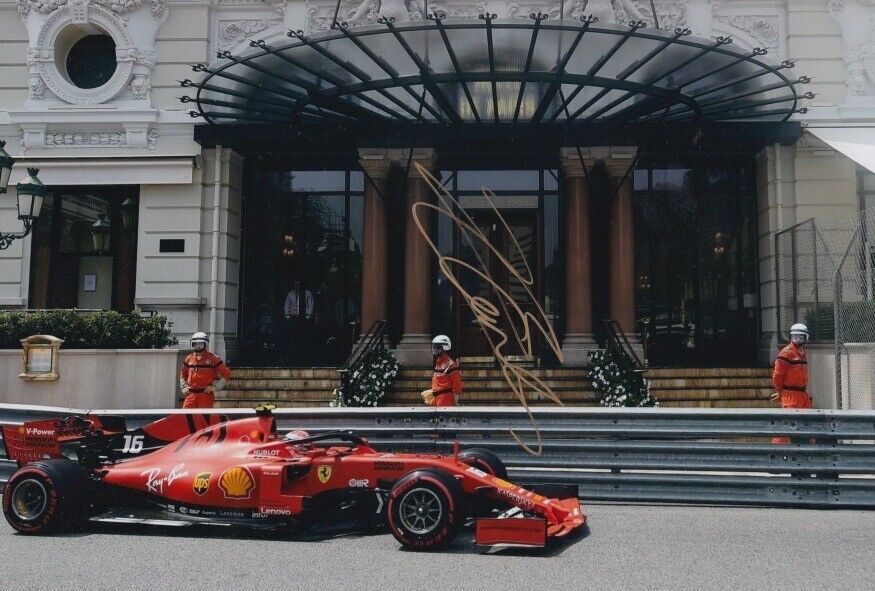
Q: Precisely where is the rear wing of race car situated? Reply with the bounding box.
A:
[2,413,232,466]
[1,420,67,465]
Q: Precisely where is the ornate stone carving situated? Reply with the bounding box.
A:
[715,15,778,52]
[506,1,562,19]
[829,0,875,97]
[18,0,68,18]
[614,0,688,30]
[218,19,283,51]
[129,48,156,69]
[20,0,166,106]
[45,130,127,146]
[41,126,158,149]
[130,73,150,99]
[28,75,47,99]
[426,0,487,20]
[306,0,379,32]
[147,127,159,150]
[18,0,165,16]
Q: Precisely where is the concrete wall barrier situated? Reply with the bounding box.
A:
[0,349,184,409]
[808,343,875,410]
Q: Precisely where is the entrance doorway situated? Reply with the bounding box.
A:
[427,169,561,362]
[455,206,541,357]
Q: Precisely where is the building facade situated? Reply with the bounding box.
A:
[0,0,873,368]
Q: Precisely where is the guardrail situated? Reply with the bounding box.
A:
[1,404,873,508]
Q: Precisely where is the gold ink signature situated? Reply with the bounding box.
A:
[411,162,565,456]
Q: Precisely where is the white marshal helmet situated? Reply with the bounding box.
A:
[789,323,810,340]
[432,334,452,352]
[190,331,209,349]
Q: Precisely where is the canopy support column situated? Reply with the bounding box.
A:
[560,147,598,366]
[358,149,392,340]
[396,149,438,366]
[605,148,645,361]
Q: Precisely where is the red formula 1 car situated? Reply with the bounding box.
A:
[1,410,585,550]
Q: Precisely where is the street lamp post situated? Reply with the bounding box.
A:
[0,141,46,251]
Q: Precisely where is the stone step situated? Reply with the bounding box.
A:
[222,389,335,401]
[651,388,774,401]
[231,368,339,379]
[646,378,774,389]
[396,368,590,378]
[659,399,778,409]
[645,367,772,378]
[228,378,340,389]
[384,390,598,404]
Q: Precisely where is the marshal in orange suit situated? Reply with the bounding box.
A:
[179,331,231,409]
[771,323,811,444]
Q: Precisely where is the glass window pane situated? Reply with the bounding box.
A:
[544,170,559,191]
[457,170,539,191]
[288,171,346,192]
[634,169,648,191]
[863,172,875,192]
[58,193,110,253]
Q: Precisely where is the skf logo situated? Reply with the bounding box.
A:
[219,466,254,499]
[193,472,212,496]
[317,465,332,484]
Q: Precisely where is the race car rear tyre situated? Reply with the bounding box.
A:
[458,448,507,479]
[2,459,88,535]
[387,469,464,550]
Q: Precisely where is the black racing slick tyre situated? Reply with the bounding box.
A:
[459,448,509,517]
[2,459,88,535]
[458,448,508,480]
[387,469,464,550]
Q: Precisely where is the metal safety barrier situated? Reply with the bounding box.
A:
[1,404,873,508]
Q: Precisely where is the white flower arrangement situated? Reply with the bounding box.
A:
[331,348,401,407]
[587,348,658,408]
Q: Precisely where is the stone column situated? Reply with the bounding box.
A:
[560,147,598,366]
[396,149,437,365]
[358,149,392,335]
[604,148,644,360]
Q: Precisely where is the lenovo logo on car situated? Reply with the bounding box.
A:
[259,507,292,516]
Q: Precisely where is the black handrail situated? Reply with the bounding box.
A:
[603,319,645,373]
[338,320,387,405]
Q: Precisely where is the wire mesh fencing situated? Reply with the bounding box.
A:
[776,209,875,410]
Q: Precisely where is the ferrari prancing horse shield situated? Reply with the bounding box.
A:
[317,465,332,484]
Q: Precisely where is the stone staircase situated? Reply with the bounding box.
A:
[217,365,777,409]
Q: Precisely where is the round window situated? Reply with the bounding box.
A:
[65,34,117,89]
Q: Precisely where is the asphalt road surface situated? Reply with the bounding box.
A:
[0,502,872,591]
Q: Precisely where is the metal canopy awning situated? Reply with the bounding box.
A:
[182,15,812,127]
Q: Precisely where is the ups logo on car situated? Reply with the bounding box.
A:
[193,472,212,496]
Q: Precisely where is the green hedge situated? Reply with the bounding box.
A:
[803,302,875,342]
[0,310,178,349]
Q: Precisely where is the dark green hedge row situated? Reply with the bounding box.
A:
[0,310,178,349]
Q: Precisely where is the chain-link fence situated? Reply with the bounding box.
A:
[776,210,875,410]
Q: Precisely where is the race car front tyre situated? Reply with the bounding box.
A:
[2,459,88,534]
[387,469,464,550]
[458,448,507,479]
[458,448,509,517]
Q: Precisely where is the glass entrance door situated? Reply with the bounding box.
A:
[454,207,541,358]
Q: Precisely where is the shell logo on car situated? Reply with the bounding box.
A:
[219,466,254,499]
